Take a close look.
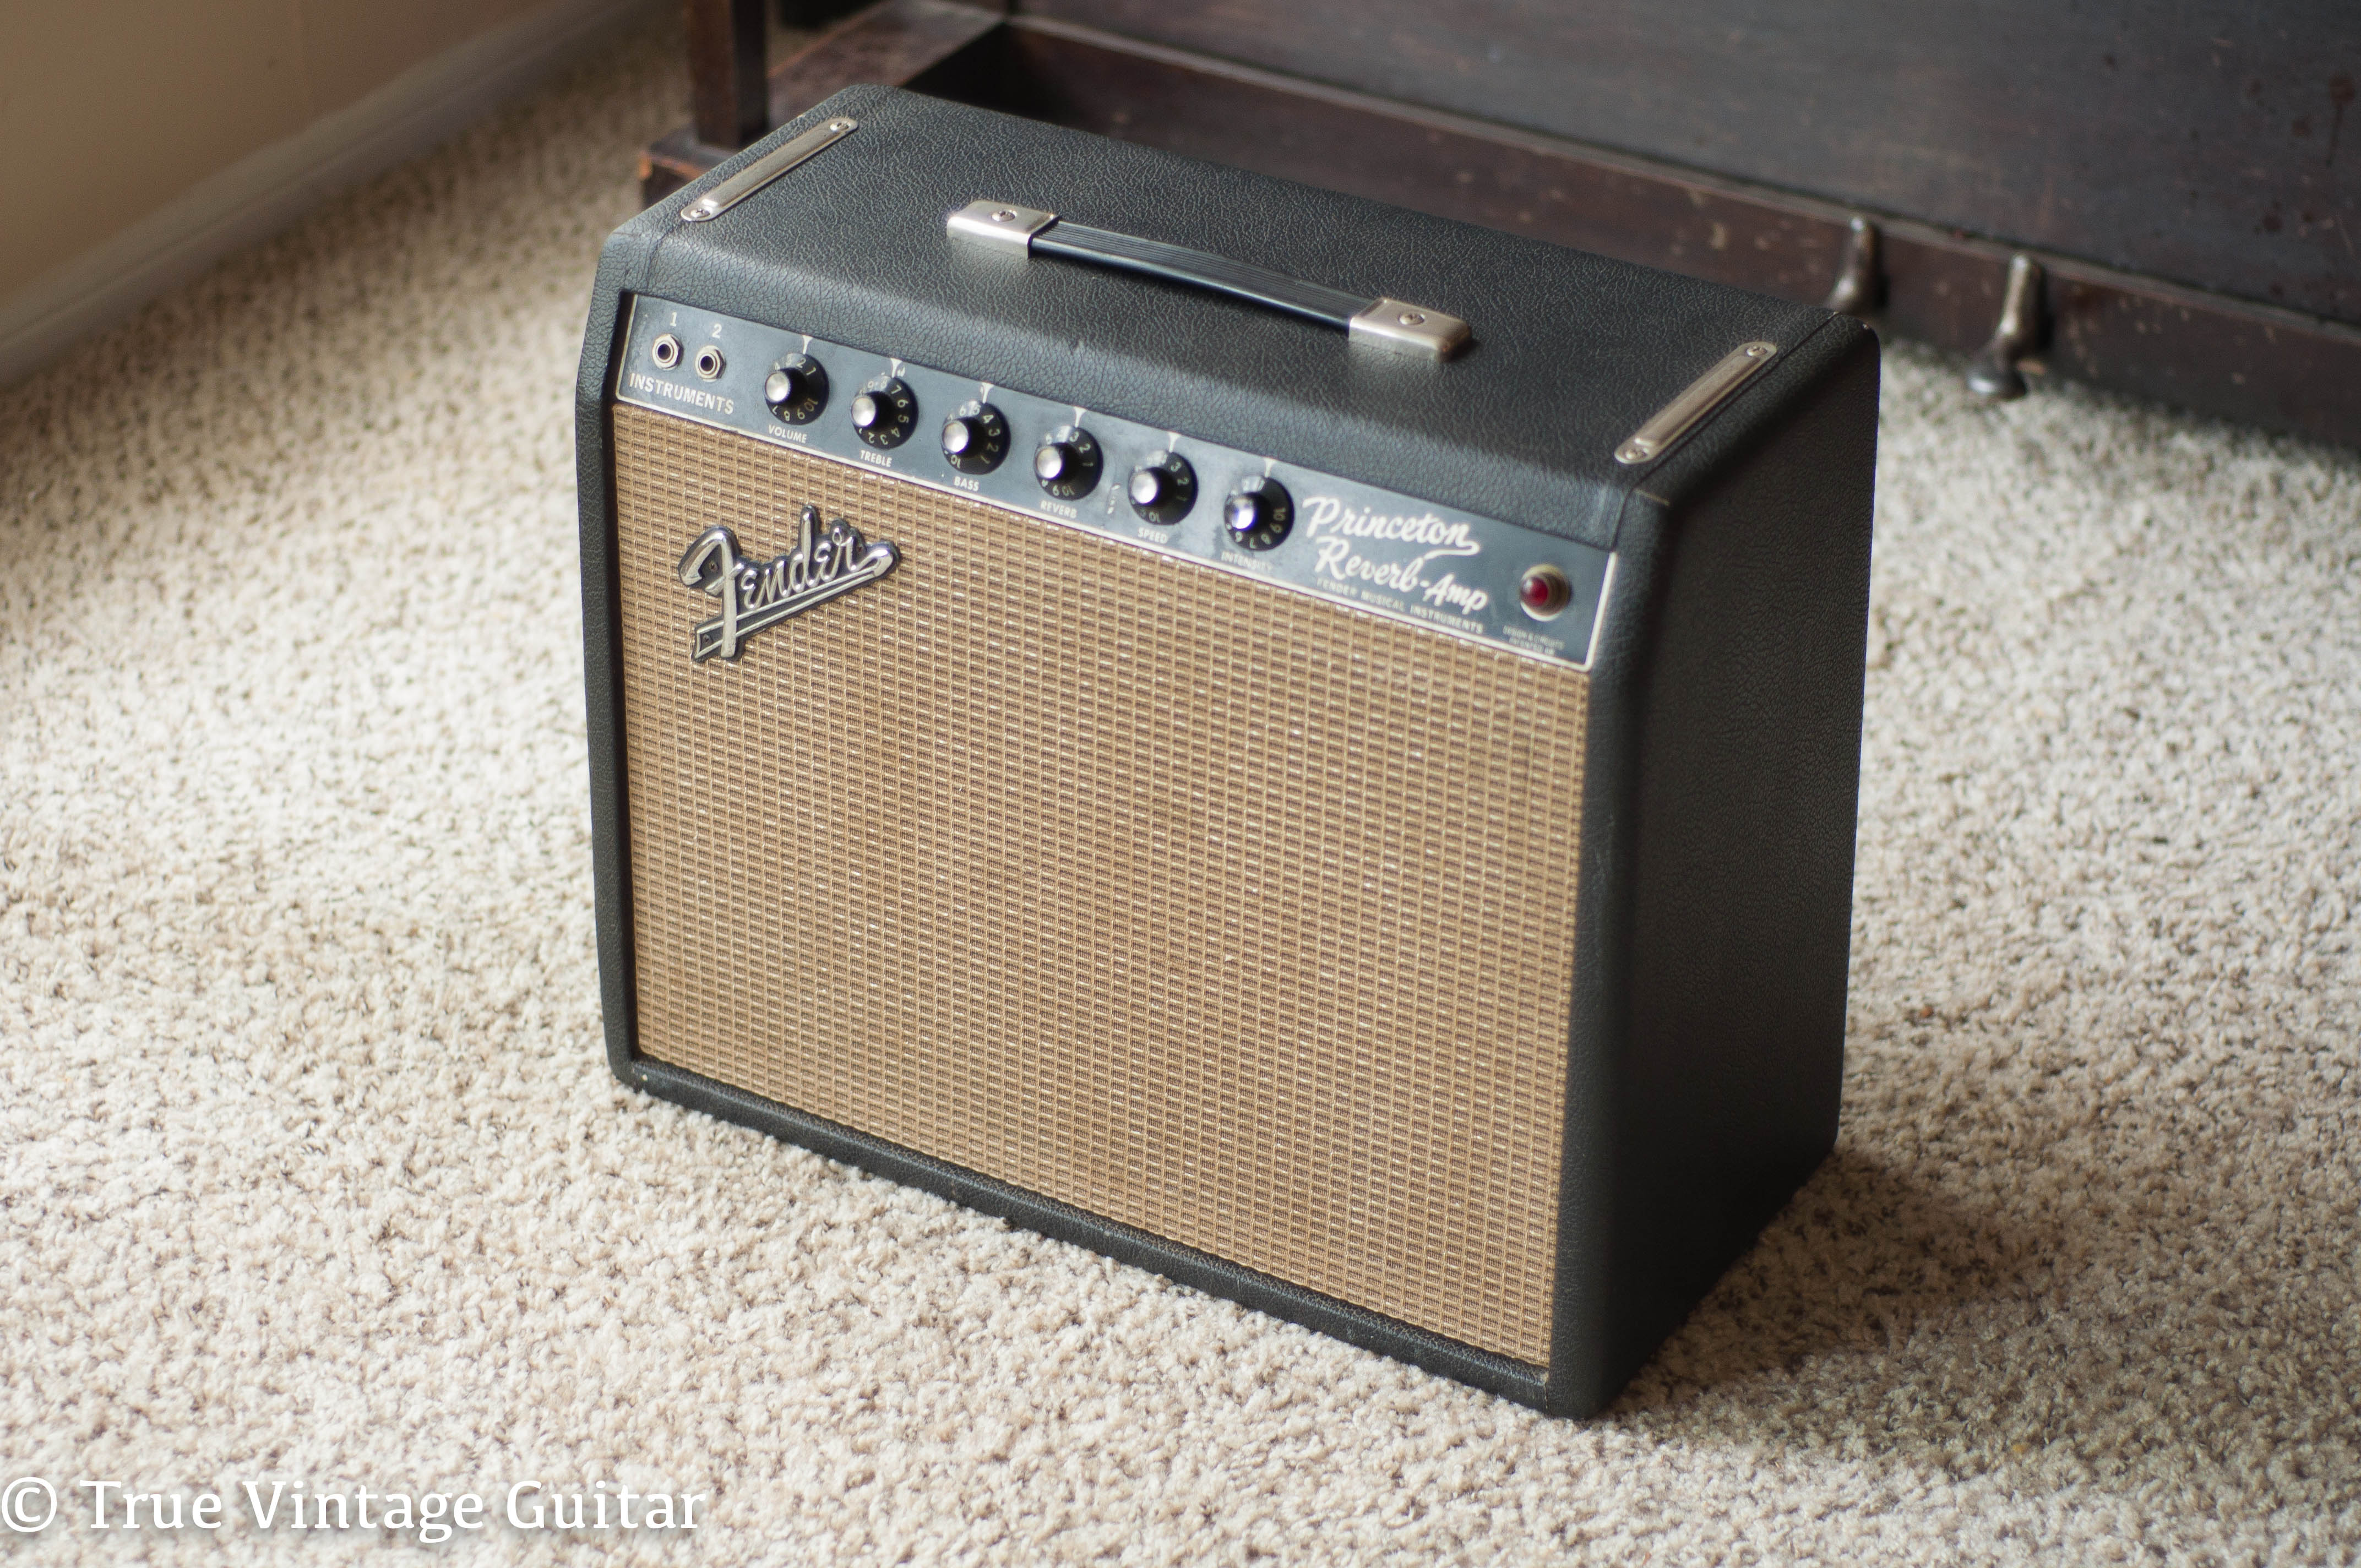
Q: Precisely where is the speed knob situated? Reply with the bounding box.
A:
[850,375,917,448]
[1126,454,1198,524]
[1222,477,1294,550]
[1032,426,1103,499]
[762,354,828,424]
[939,401,1010,473]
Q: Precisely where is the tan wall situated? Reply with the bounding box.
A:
[0,0,550,304]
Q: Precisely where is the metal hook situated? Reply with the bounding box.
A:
[1965,254,2046,400]
[1823,217,1883,317]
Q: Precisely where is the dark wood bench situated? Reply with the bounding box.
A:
[648,0,2361,449]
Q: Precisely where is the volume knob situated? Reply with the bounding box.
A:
[1222,477,1294,550]
[850,375,917,448]
[762,354,828,424]
[1033,426,1103,499]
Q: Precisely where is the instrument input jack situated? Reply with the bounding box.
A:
[692,344,725,380]
[649,333,682,369]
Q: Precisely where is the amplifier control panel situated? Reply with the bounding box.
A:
[613,295,1614,669]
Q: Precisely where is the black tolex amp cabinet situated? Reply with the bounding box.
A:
[576,85,1877,1415]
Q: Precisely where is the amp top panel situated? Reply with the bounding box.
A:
[612,296,1616,671]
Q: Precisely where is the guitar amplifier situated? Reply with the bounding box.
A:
[575,85,1878,1416]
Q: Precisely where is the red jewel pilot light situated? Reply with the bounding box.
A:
[1519,563,1571,619]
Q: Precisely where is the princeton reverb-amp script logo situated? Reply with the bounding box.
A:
[675,503,899,661]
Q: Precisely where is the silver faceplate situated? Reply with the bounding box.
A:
[612,296,1614,670]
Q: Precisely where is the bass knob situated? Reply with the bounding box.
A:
[940,401,1010,473]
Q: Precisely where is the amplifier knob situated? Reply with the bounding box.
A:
[1032,427,1102,499]
[1126,454,1197,524]
[1222,477,1294,550]
[763,355,828,425]
[850,375,917,448]
[940,401,1010,473]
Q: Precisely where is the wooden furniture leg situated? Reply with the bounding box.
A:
[684,0,770,150]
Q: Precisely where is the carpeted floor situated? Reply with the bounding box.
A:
[4,17,2358,1566]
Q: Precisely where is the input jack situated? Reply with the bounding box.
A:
[649,333,682,369]
[692,344,725,381]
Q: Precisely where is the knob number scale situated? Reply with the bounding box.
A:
[1033,426,1103,500]
[1127,454,1196,525]
[850,375,918,448]
[616,295,1613,669]
[941,401,1010,473]
[764,354,829,424]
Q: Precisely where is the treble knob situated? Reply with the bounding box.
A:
[1033,426,1102,499]
[1126,454,1197,524]
[762,354,828,424]
[940,401,1010,473]
[1222,477,1294,550]
[850,375,917,448]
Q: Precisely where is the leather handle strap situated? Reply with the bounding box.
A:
[945,200,1469,360]
[1037,222,1368,329]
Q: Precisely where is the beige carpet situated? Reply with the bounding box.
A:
[4,17,2358,1565]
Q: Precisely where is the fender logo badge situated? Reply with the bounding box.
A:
[675,504,899,662]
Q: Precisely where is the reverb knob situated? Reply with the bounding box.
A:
[940,401,1010,473]
[1222,476,1293,550]
[1033,426,1102,499]
[1126,454,1197,524]
[850,375,917,448]
[763,354,828,424]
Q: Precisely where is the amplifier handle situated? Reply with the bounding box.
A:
[946,200,1470,360]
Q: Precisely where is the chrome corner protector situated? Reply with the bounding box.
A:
[945,201,1060,254]
[1614,340,1778,465]
[679,116,858,224]
[1346,298,1471,360]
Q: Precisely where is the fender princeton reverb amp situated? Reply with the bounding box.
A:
[575,87,1878,1417]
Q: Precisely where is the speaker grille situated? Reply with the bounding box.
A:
[611,405,1587,1365]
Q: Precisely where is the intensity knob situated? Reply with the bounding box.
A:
[1032,426,1103,499]
[1222,477,1294,550]
[1126,454,1198,524]
[850,375,917,448]
[762,355,828,424]
[939,401,1010,473]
